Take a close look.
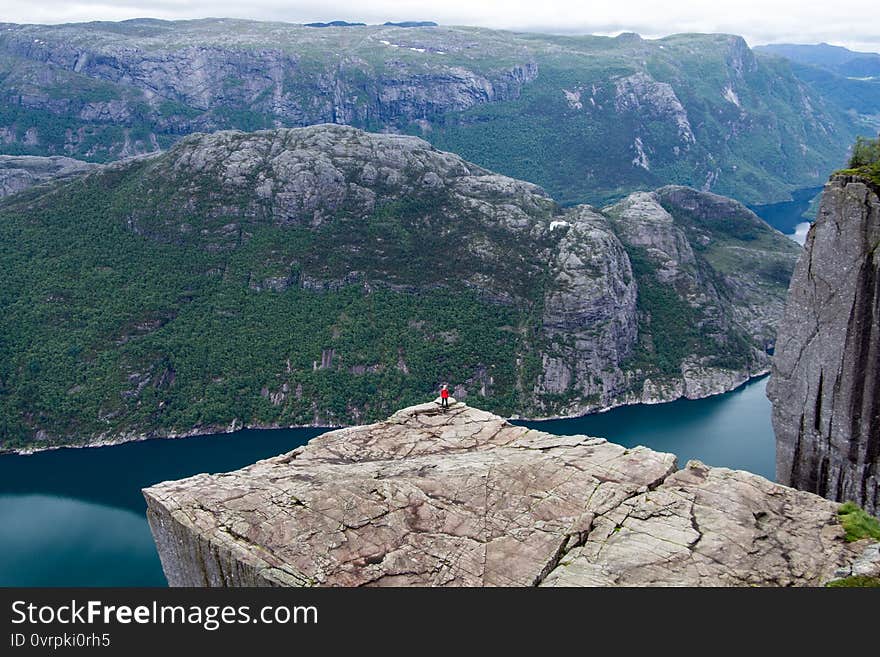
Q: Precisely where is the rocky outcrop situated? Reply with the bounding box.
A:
[0,154,96,196]
[0,20,536,151]
[613,72,695,147]
[533,206,638,413]
[580,185,802,415]
[132,126,796,419]
[768,174,880,515]
[144,401,879,586]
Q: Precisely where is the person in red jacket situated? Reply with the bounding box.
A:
[440,384,450,410]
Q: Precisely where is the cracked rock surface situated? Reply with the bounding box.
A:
[144,401,877,586]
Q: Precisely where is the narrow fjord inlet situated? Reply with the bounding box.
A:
[0,379,773,586]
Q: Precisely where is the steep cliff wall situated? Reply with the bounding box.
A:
[143,401,880,586]
[768,174,880,515]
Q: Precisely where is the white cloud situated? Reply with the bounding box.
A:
[0,1,878,53]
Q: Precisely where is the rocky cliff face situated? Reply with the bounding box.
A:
[0,20,537,161]
[0,154,96,196]
[143,401,880,586]
[0,125,800,450]
[768,174,880,515]
[0,19,864,205]
[6,34,536,127]
[587,185,799,413]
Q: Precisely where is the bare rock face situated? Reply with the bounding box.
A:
[533,206,639,413]
[768,174,880,515]
[598,185,800,410]
[613,72,695,147]
[144,402,877,586]
[0,154,96,197]
[0,21,537,142]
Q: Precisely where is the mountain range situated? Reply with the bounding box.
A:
[755,43,880,79]
[755,43,880,132]
[0,18,874,206]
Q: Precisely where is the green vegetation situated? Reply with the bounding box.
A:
[0,125,801,450]
[781,60,880,117]
[621,243,759,377]
[610,188,797,383]
[425,34,866,205]
[0,148,539,449]
[0,22,869,204]
[849,134,880,168]
[838,501,880,542]
[624,246,702,376]
[826,576,880,587]
[837,134,880,188]
[0,54,161,162]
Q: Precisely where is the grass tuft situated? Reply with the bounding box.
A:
[826,576,880,588]
[838,501,880,542]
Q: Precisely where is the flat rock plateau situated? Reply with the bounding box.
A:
[144,401,880,586]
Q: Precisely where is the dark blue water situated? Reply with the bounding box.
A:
[0,377,775,586]
[0,427,323,586]
[521,376,775,480]
[749,186,822,236]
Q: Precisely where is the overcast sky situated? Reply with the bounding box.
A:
[3,0,878,54]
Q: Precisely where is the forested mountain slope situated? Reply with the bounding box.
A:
[0,19,867,205]
[0,125,800,450]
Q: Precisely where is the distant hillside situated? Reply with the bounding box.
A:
[304,21,366,28]
[0,19,869,205]
[755,43,880,78]
[0,154,96,197]
[0,125,799,450]
[755,44,880,130]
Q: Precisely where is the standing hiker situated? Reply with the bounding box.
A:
[440,384,450,409]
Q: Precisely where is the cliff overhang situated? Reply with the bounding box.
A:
[144,401,879,586]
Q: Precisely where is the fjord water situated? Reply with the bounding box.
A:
[0,427,324,586]
[749,185,822,240]
[521,376,775,480]
[0,377,774,586]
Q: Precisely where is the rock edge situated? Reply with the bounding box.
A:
[144,401,879,586]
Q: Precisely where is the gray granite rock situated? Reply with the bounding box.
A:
[595,185,800,411]
[768,174,880,515]
[144,401,878,586]
[0,154,96,197]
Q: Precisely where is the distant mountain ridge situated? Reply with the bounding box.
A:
[0,18,870,205]
[304,21,366,28]
[755,43,880,78]
[754,43,880,134]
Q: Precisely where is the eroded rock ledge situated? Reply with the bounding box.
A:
[144,401,879,586]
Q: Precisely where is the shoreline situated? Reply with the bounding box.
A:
[1,370,771,457]
[516,368,770,423]
[1,419,335,457]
